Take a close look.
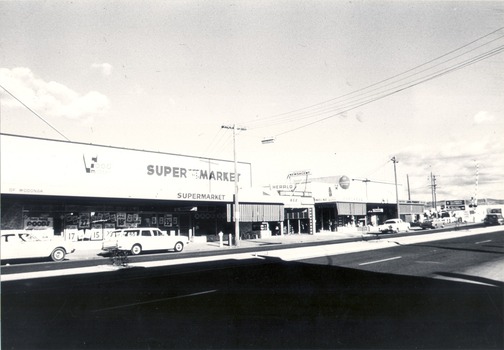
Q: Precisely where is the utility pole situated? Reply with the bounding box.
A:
[407,174,411,201]
[391,157,400,219]
[221,124,246,247]
[430,172,438,217]
[352,178,370,226]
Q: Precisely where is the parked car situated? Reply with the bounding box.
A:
[102,228,189,255]
[1,231,75,262]
[378,219,410,233]
[483,214,504,226]
[420,219,444,230]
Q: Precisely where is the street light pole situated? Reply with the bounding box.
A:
[391,156,400,219]
[222,124,246,247]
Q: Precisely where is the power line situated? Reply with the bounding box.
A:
[262,35,504,128]
[243,27,504,135]
[0,84,71,141]
[245,27,504,127]
[256,43,504,131]
[274,44,504,137]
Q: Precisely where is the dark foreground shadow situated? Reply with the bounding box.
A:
[2,257,503,349]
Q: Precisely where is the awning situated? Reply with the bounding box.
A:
[336,202,366,216]
[227,203,284,222]
[286,208,310,220]
[399,203,425,215]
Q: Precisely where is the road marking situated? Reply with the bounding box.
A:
[92,289,218,312]
[359,256,402,266]
[475,239,492,244]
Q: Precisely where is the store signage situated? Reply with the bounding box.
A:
[83,154,112,174]
[271,184,296,190]
[177,192,226,201]
[147,165,240,182]
[369,208,384,213]
[287,170,310,179]
[1,135,251,202]
[24,216,53,229]
[339,175,351,190]
[444,200,466,210]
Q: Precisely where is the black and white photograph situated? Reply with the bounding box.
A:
[1,1,503,349]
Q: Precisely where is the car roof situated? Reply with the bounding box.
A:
[116,227,161,230]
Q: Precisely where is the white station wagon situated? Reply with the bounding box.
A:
[102,228,189,255]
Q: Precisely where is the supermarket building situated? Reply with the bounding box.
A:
[1,133,424,241]
[0,133,285,241]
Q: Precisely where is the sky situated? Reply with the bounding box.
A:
[1,0,503,203]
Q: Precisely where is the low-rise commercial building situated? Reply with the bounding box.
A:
[0,133,283,242]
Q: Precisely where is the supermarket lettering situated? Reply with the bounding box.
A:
[147,165,240,182]
[177,193,226,201]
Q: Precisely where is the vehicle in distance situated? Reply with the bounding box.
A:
[483,213,504,226]
[420,219,445,230]
[378,219,410,233]
[102,228,189,255]
[1,231,75,262]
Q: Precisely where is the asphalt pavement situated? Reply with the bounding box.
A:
[3,223,504,283]
[3,225,503,350]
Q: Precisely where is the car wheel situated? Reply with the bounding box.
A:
[174,242,184,252]
[131,244,142,255]
[51,247,66,262]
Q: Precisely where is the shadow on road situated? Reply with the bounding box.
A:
[2,257,502,349]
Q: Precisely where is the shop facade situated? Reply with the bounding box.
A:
[0,134,283,241]
[311,175,425,231]
[265,175,317,236]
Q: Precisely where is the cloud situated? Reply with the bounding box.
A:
[0,67,110,120]
[473,111,495,124]
[396,138,504,200]
[91,63,113,76]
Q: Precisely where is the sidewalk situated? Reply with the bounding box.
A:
[57,223,484,262]
[68,230,368,261]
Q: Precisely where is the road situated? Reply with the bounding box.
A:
[2,229,503,349]
[301,230,504,286]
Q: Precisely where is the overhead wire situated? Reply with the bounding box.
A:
[274,43,504,137]
[212,131,234,159]
[242,27,504,135]
[0,84,71,141]
[204,127,228,156]
[254,35,504,128]
[244,26,504,127]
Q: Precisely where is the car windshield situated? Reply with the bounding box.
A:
[384,220,395,224]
